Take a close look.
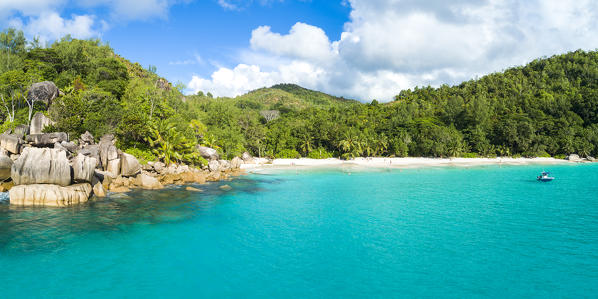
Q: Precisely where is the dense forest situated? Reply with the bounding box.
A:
[1,28,597,164]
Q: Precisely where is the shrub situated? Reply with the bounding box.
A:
[461,152,479,158]
[125,147,156,165]
[275,149,301,159]
[307,147,333,159]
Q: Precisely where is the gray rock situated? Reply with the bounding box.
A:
[29,112,55,135]
[567,154,582,162]
[27,81,59,107]
[153,162,166,174]
[218,160,230,171]
[78,144,101,168]
[11,147,72,186]
[0,152,13,181]
[61,141,78,153]
[106,158,120,177]
[13,124,29,137]
[134,173,163,190]
[99,135,118,170]
[231,157,243,169]
[26,132,68,147]
[93,181,106,197]
[0,134,22,154]
[241,151,253,161]
[54,142,71,158]
[80,131,94,145]
[120,153,141,177]
[208,160,220,172]
[72,153,97,183]
[587,156,596,162]
[197,146,219,160]
[9,183,92,207]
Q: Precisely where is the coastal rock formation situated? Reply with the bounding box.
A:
[197,146,219,160]
[99,134,119,169]
[230,157,242,169]
[208,160,220,172]
[72,153,97,183]
[78,144,101,167]
[135,173,163,189]
[0,133,22,154]
[0,152,13,181]
[27,81,59,107]
[241,152,254,163]
[218,160,230,171]
[26,132,68,147]
[9,183,92,207]
[13,124,29,137]
[567,154,582,162]
[29,112,55,135]
[11,147,71,186]
[120,153,141,177]
[93,181,106,197]
[80,131,94,145]
[106,158,121,177]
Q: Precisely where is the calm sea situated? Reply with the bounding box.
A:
[1,164,597,298]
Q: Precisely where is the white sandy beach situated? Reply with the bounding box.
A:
[241,157,571,170]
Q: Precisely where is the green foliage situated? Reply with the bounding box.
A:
[307,147,334,159]
[146,120,204,166]
[275,149,301,159]
[124,147,157,165]
[3,27,598,163]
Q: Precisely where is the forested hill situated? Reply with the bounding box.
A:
[1,27,598,163]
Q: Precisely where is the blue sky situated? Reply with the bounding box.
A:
[2,0,598,101]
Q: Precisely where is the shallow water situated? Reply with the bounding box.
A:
[1,164,597,298]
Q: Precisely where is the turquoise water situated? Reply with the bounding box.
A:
[1,164,598,298]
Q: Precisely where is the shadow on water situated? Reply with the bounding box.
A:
[0,177,268,254]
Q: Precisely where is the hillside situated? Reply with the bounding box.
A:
[1,27,598,161]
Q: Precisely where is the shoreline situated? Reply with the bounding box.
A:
[241,157,574,170]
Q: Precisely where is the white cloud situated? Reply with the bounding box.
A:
[18,12,100,43]
[1,0,181,43]
[189,0,598,101]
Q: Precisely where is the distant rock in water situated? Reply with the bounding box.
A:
[9,183,92,207]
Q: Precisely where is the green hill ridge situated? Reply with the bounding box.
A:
[1,27,598,162]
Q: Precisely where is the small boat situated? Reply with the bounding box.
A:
[537,171,555,182]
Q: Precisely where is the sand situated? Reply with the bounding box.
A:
[240,157,569,170]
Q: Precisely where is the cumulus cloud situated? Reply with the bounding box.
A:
[21,13,99,43]
[1,0,181,43]
[189,0,598,101]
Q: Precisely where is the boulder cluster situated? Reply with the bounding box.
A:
[0,113,252,207]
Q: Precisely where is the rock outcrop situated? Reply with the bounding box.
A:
[567,154,582,162]
[208,160,220,172]
[27,81,59,107]
[80,131,94,145]
[0,133,22,154]
[135,173,163,190]
[26,132,68,147]
[9,183,92,207]
[72,153,96,183]
[197,146,219,160]
[13,124,29,137]
[29,112,55,135]
[230,157,242,169]
[0,152,13,181]
[120,153,141,177]
[11,147,71,186]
